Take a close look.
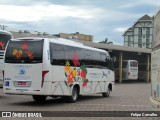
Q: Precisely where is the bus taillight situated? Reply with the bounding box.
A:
[2,70,4,81]
[41,70,49,88]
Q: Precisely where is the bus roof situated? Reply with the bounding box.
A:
[0,30,12,36]
[13,37,109,55]
[123,60,138,62]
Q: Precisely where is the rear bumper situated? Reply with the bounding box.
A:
[4,88,47,95]
[150,97,160,111]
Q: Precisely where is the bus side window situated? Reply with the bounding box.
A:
[73,48,85,66]
[50,43,65,65]
[84,50,93,67]
[84,50,100,67]
[100,53,107,68]
[63,46,73,66]
[64,46,84,67]
[93,51,101,68]
[105,56,114,70]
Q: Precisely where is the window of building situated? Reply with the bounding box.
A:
[128,36,131,46]
[146,28,150,35]
[138,28,142,35]
[138,44,142,48]
[138,35,142,48]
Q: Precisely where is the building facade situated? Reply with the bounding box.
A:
[7,29,93,42]
[124,14,153,48]
[54,32,93,42]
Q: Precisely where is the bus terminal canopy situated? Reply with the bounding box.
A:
[81,41,151,53]
[80,40,151,83]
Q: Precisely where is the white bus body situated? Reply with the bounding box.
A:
[115,60,138,80]
[122,60,138,80]
[150,10,160,110]
[0,30,13,87]
[3,37,115,102]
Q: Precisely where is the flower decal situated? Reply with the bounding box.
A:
[25,50,33,60]
[72,53,80,66]
[21,44,28,49]
[12,49,23,59]
[11,44,33,60]
[64,53,89,87]
[0,41,5,50]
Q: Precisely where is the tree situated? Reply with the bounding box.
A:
[99,38,113,44]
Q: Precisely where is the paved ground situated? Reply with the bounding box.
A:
[0,83,159,120]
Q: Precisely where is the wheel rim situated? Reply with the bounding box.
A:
[106,89,110,96]
[72,89,78,100]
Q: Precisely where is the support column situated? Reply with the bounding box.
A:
[146,54,150,82]
[119,52,123,83]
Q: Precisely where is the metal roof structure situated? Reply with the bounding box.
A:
[81,41,152,53]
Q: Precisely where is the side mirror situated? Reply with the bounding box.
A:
[112,56,116,62]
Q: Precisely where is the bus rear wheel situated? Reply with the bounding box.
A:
[64,87,79,103]
[32,95,47,102]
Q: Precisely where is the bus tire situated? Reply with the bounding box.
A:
[102,88,110,97]
[67,87,79,103]
[32,95,47,102]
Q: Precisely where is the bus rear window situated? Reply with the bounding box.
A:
[5,40,43,63]
[130,62,138,67]
[0,34,12,50]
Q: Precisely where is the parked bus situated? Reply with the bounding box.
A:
[115,60,138,81]
[3,37,115,103]
[150,10,160,110]
[0,30,13,87]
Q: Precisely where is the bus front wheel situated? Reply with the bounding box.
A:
[102,88,110,97]
[32,95,47,102]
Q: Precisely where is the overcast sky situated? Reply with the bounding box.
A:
[0,0,160,45]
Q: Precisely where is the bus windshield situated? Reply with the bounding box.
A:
[5,40,43,63]
[130,61,138,67]
[0,33,12,50]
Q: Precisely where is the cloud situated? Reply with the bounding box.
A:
[0,4,96,22]
[114,27,128,33]
[0,0,159,45]
[119,0,160,9]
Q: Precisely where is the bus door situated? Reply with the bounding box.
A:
[4,40,44,90]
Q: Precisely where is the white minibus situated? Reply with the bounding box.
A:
[0,30,13,87]
[3,37,115,103]
[122,60,138,80]
[115,60,138,81]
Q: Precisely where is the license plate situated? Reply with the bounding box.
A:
[18,81,26,86]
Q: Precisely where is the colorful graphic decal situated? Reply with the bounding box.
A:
[5,81,9,86]
[72,53,80,66]
[19,69,26,75]
[64,53,88,87]
[0,40,5,50]
[12,44,33,60]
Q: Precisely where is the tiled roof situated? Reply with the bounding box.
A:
[138,14,152,21]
